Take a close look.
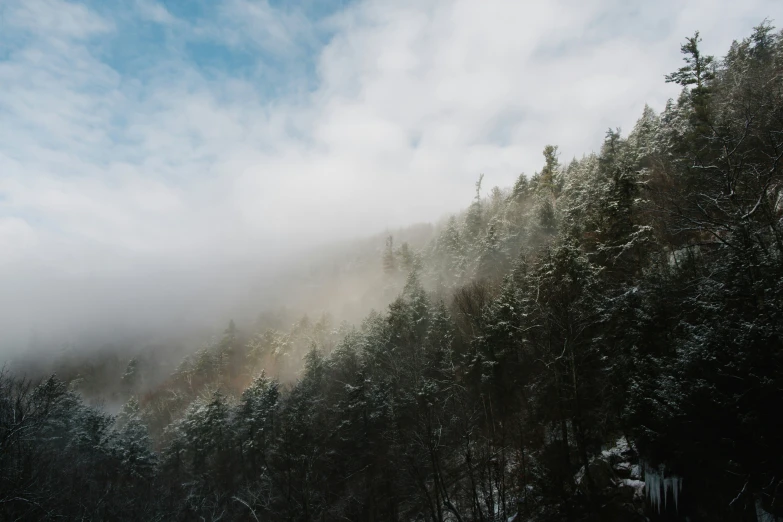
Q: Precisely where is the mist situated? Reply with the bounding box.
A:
[1,251,277,355]
[1,0,775,361]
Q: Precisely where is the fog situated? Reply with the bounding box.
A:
[1,0,776,362]
[1,251,286,356]
[0,222,436,364]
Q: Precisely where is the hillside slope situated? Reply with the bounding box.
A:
[2,23,783,521]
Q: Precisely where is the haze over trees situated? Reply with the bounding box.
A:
[2,22,783,521]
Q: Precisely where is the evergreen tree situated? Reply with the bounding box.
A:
[383,234,396,274]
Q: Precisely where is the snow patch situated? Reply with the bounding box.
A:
[601,436,630,461]
[756,498,781,522]
[622,478,646,501]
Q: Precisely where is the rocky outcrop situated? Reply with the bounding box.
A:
[573,437,647,521]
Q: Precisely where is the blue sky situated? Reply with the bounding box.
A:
[0,0,779,349]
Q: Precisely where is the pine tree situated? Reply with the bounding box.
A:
[665,31,715,126]
[383,235,396,274]
[465,174,485,240]
[539,144,561,197]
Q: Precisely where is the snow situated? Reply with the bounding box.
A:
[756,498,780,522]
[621,479,646,500]
[601,436,630,460]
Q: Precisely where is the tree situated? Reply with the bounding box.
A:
[383,235,396,274]
[539,145,561,197]
[465,174,485,240]
[665,31,715,91]
[666,31,716,127]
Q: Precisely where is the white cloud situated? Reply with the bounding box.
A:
[0,0,779,351]
[4,0,113,40]
[135,0,177,25]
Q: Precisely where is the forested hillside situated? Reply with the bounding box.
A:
[2,23,783,521]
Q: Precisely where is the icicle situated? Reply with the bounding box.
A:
[659,464,666,512]
[644,463,662,513]
[644,462,683,514]
[670,476,682,512]
[664,477,670,509]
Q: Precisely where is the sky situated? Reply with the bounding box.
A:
[0,0,779,353]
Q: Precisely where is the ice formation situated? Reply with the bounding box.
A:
[643,462,683,514]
